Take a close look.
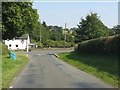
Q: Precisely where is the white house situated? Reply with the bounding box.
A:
[4,34,30,52]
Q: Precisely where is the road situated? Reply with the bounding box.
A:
[11,49,113,88]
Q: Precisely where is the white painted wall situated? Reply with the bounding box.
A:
[4,34,30,50]
[5,39,27,50]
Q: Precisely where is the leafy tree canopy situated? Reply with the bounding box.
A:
[76,12,109,42]
[112,25,120,34]
[2,2,39,39]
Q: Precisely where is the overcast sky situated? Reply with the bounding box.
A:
[33,1,118,29]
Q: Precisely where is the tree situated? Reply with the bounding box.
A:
[66,34,74,42]
[48,25,64,41]
[41,25,49,43]
[42,21,47,28]
[70,27,79,43]
[76,12,109,42]
[112,25,120,34]
[31,22,41,42]
[2,2,39,39]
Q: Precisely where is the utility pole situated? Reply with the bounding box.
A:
[64,23,67,42]
[40,25,41,42]
[27,34,29,52]
[39,19,41,42]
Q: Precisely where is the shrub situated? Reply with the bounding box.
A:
[104,35,120,54]
[2,44,10,56]
[45,40,74,48]
[37,42,43,48]
[76,35,120,55]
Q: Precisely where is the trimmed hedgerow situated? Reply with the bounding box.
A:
[45,40,74,48]
[75,35,120,55]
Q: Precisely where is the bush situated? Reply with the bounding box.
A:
[77,38,105,54]
[37,42,43,48]
[2,44,10,56]
[104,35,120,54]
[76,35,120,55]
[45,40,74,48]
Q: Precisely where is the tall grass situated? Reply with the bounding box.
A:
[2,54,28,88]
[58,52,118,87]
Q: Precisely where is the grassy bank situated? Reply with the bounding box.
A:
[2,54,28,88]
[58,52,118,87]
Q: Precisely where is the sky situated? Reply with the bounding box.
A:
[32,1,118,29]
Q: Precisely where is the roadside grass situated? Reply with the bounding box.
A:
[58,52,118,87]
[2,54,28,88]
[0,42,2,90]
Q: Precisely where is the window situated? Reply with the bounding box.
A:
[9,44,11,47]
[16,45,18,47]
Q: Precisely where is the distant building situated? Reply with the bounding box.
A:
[4,34,30,51]
[29,43,38,49]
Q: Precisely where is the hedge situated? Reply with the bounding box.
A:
[2,44,10,56]
[37,42,43,48]
[75,35,120,55]
[45,40,74,48]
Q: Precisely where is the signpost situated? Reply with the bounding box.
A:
[64,23,67,42]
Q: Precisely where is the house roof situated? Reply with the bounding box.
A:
[13,34,29,40]
[20,34,29,39]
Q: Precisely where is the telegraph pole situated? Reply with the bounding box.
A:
[40,25,41,42]
[27,34,29,52]
[64,23,67,42]
[39,19,41,42]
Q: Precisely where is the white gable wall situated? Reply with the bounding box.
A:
[27,35,30,45]
[5,39,28,50]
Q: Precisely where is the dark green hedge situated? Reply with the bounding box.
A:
[75,35,120,55]
[45,40,74,48]
[37,42,43,48]
[2,44,10,56]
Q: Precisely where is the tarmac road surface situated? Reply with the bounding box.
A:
[11,49,113,88]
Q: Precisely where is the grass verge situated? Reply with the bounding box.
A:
[2,54,28,88]
[58,52,118,87]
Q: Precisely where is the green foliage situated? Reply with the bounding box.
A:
[42,21,47,28]
[48,25,64,41]
[2,2,74,45]
[30,38,37,43]
[108,28,115,36]
[45,40,74,48]
[37,42,43,48]
[2,44,9,56]
[112,25,120,34]
[41,24,49,43]
[76,12,109,42]
[75,35,120,55]
[2,2,39,39]
[66,34,74,42]
[104,35,120,54]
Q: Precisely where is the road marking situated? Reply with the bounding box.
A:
[9,86,13,88]
[37,54,44,56]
